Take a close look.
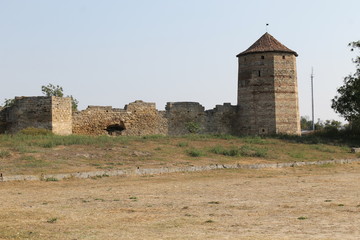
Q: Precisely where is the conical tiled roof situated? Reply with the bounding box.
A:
[237,32,298,57]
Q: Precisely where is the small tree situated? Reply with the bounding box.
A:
[41,84,64,97]
[331,41,360,129]
[300,116,313,130]
[3,98,15,108]
[41,84,78,111]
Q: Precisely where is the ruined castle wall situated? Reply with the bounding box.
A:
[72,106,128,135]
[123,101,168,136]
[165,102,239,135]
[1,96,72,135]
[5,97,53,133]
[51,97,72,135]
[165,102,206,135]
[205,103,238,135]
[72,101,168,136]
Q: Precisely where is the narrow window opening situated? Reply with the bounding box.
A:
[261,56,264,59]
[258,70,261,77]
[282,56,285,59]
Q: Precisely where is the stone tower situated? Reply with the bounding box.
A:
[236,32,300,135]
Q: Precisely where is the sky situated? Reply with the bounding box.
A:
[1,0,359,123]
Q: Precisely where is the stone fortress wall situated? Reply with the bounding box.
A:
[0,98,240,136]
[0,33,301,136]
[0,97,72,135]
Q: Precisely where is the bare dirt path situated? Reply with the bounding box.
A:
[1,163,360,240]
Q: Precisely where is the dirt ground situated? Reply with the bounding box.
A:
[0,163,360,240]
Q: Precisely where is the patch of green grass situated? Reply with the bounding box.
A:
[45,177,58,182]
[243,136,267,144]
[187,148,205,157]
[239,145,267,158]
[177,142,189,147]
[319,163,335,168]
[288,151,305,159]
[91,174,110,179]
[210,145,268,158]
[210,134,238,140]
[204,219,215,223]
[0,150,11,158]
[12,145,36,153]
[297,216,307,220]
[142,135,167,140]
[129,196,138,201]
[46,217,58,223]
[94,198,105,202]
[311,144,336,153]
[210,145,239,156]
[208,201,220,204]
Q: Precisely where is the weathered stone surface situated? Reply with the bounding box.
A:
[0,96,72,135]
[72,100,168,136]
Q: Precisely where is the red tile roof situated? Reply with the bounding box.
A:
[237,32,298,57]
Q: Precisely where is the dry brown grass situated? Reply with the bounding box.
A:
[1,163,360,239]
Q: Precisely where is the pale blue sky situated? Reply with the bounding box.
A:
[1,0,359,122]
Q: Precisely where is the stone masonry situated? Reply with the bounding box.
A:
[0,96,72,135]
[0,33,301,136]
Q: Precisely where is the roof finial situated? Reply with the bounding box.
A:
[266,23,269,32]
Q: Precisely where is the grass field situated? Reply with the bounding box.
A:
[0,133,358,176]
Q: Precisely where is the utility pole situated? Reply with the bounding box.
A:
[311,68,315,131]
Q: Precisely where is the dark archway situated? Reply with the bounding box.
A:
[105,122,126,136]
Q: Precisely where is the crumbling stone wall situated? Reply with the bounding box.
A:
[0,96,72,135]
[205,103,238,135]
[5,97,53,134]
[52,97,72,135]
[72,101,168,136]
[166,102,206,135]
[73,101,239,136]
[165,102,239,135]
[123,101,168,136]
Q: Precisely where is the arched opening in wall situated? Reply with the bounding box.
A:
[105,122,126,136]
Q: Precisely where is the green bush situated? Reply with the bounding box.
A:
[239,145,267,158]
[210,146,239,156]
[187,148,204,157]
[185,122,201,134]
[210,145,267,158]
[178,142,189,147]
